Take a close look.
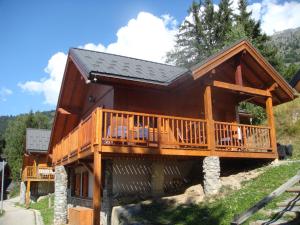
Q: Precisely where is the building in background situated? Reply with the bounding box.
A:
[20,128,54,206]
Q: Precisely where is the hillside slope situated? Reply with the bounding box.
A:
[271,27,300,65]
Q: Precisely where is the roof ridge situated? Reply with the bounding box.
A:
[26,128,51,132]
[70,48,187,69]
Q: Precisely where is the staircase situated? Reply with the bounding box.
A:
[250,188,300,225]
[231,172,300,225]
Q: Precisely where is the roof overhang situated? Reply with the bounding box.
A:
[191,40,297,105]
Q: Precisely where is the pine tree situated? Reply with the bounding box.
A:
[215,0,233,48]
[166,0,233,67]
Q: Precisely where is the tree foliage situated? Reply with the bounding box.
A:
[3,111,52,181]
[166,0,291,79]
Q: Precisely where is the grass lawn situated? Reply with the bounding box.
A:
[133,162,300,225]
[29,195,54,225]
[0,210,4,217]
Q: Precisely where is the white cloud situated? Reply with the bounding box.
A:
[19,52,67,105]
[19,12,177,105]
[0,87,13,102]
[248,0,300,35]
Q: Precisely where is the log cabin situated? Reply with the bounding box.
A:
[21,128,54,206]
[48,40,297,225]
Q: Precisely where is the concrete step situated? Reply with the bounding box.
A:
[276,197,300,207]
[250,219,300,225]
[277,206,300,212]
[286,186,300,193]
[262,209,298,219]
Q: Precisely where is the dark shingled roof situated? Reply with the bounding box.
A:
[70,48,190,85]
[290,69,300,88]
[26,128,51,153]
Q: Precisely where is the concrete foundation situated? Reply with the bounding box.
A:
[19,181,26,205]
[151,161,165,196]
[54,165,68,225]
[203,156,221,195]
[101,160,113,225]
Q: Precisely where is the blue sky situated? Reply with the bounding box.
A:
[1,0,300,116]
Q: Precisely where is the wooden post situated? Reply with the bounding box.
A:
[235,63,243,86]
[266,97,277,158]
[204,85,215,153]
[25,181,31,208]
[93,107,103,225]
[93,152,102,225]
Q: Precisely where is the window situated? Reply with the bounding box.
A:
[73,170,89,198]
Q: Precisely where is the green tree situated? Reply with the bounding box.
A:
[282,63,300,82]
[166,0,228,67]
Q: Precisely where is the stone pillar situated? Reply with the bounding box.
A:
[54,166,68,225]
[19,181,26,205]
[151,161,164,196]
[203,156,221,195]
[101,160,113,225]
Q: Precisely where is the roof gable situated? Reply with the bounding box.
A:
[191,40,296,102]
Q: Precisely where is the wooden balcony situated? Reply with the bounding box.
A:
[52,108,277,165]
[22,166,54,182]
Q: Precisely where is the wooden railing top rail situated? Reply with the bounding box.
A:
[102,108,207,122]
[214,121,270,129]
[231,171,300,225]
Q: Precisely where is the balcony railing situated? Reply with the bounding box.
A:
[22,166,54,181]
[52,108,275,164]
[214,121,271,151]
[102,109,208,149]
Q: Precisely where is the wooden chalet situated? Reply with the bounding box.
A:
[21,128,54,206]
[48,40,296,225]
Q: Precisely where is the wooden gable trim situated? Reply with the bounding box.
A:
[192,40,295,100]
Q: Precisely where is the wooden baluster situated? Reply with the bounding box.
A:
[137,115,140,142]
[185,120,188,144]
[110,112,113,139]
[104,112,107,142]
[147,116,150,146]
[157,117,161,148]
[180,120,184,143]
[198,121,203,144]
[242,125,246,149]
[142,116,145,141]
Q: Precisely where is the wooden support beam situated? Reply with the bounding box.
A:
[204,85,215,152]
[93,152,102,225]
[78,160,93,174]
[235,58,243,86]
[212,80,271,97]
[25,180,31,208]
[267,83,278,92]
[266,97,278,158]
[58,107,81,115]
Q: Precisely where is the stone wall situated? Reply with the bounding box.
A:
[54,166,68,225]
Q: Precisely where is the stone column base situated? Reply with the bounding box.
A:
[203,156,221,195]
[54,165,68,225]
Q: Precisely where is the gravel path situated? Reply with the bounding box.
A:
[0,197,36,225]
